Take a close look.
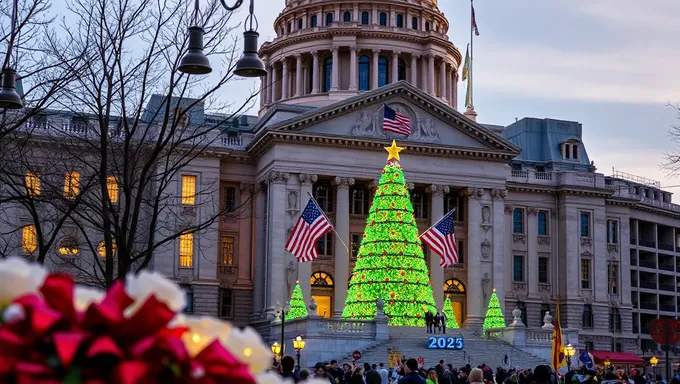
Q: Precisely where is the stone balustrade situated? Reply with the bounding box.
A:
[484,326,580,364]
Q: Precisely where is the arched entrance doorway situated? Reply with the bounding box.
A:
[310,272,334,318]
[444,279,466,325]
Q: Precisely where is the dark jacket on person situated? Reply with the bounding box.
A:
[281,371,300,383]
[349,373,365,384]
[365,368,382,384]
[400,372,427,384]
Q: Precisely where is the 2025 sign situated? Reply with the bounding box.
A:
[427,336,464,350]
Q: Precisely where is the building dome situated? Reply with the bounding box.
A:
[258,0,460,112]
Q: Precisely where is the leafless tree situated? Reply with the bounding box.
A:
[663,103,680,177]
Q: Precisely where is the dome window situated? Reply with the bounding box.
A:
[326,12,333,26]
[343,11,351,22]
[411,17,418,30]
[310,15,317,27]
[396,14,404,28]
[361,11,369,25]
[379,12,387,26]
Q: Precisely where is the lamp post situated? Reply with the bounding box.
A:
[650,356,658,376]
[293,334,306,370]
[276,301,291,357]
[564,344,575,371]
[0,0,24,109]
[271,342,281,364]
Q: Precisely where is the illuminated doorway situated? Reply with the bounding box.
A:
[444,279,466,325]
[311,272,334,318]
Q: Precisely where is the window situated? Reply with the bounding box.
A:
[64,171,80,199]
[358,55,370,91]
[325,12,333,26]
[609,307,621,332]
[516,301,527,326]
[287,22,292,33]
[538,211,548,236]
[22,225,37,254]
[297,18,302,30]
[457,240,464,264]
[607,220,618,244]
[379,12,387,26]
[513,209,524,234]
[59,236,79,256]
[608,262,618,295]
[311,272,334,286]
[313,182,333,212]
[538,257,549,284]
[361,11,369,25]
[581,258,591,289]
[183,286,194,313]
[350,185,369,215]
[218,288,233,318]
[343,11,351,22]
[323,56,333,92]
[97,240,116,258]
[224,186,236,212]
[397,58,406,81]
[378,56,389,87]
[411,188,428,219]
[25,170,40,196]
[221,236,234,265]
[396,14,404,28]
[181,175,197,205]
[411,16,418,30]
[179,232,194,267]
[106,176,119,203]
[425,21,430,31]
[443,279,465,293]
[580,212,590,237]
[317,232,333,256]
[572,145,578,159]
[444,193,465,222]
[350,233,362,260]
[513,255,524,282]
[540,303,551,325]
[582,304,593,328]
[310,15,317,27]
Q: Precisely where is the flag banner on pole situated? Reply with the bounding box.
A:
[285,198,333,262]
[462,45,470,82]
[579,346,595,370]
[472,3,480,36]
[383,105,411,136]
[421,210,458,267]
[551,303,566,371]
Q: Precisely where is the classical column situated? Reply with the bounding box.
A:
[333,176,354,316]
[311,51,319,94]
[447,67,454,107]
[371,49,380,89]
[428,53,435,95]
[410,54,418,87]
[281,59,289,99]
[353,3,359,21]
[453,73,459,110]
[235,184,254,287]
[428,184,449,310]
[439,60,447,101]
[464,187,484,329]
[527,207,539,296]
[391,51,399,83]
[420,57,427,93]
[491,189,507,306]
[298,174,318,304]
[349,46,358,91]
[252,183,267,314]
[294,54,303,97]
[271,62,278,102]
[331,47,339,91]
[266,172,290,311]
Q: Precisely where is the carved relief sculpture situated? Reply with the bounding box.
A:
[285,261,297,294]
[351,112,378,137]
[481,206,491,223]
[491,189,508,200]
[481,239,491,259]
[287,191,298,211]
[481,273,491,303]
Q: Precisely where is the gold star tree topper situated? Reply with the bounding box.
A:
[385,140,404,161]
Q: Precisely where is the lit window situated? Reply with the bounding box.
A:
[179,232,194,267]
[181,175,197,205]
[311,272,334,286]
[107,176,119,203]
[608,262,618,295]
[221,236,234,265]
[59,236,79,256]
[581,258,591,289]
[98,240,116,258]
[25,171,40,196]
[22,225,37,254]
[443,279,465,293]
[64,171,80,199]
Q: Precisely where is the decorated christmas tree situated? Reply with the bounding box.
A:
[442,297,460,329]
[287,281,308,319]
[342,141,437,326]
[483,288,506,331]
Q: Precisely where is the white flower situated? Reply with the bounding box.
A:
[74,286,105,312]
[2,303,26,323]
[124,270,186,316]
[173,314,233,357]
[0,257,47,305]
[224,326,273,375]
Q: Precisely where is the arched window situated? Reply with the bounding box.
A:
[513,208,524,234]
[444,279,465,293]
[322,56,333,92]
[311,272,334,287]
[59,236,79,256]
[379,12,387,26]
[287,21,292,33]
[98,240,117,258]
[425,21,430,31]
[326,12,333,26]
[314,182,334,212]
[343,11,351,22]
[310,15,318,27]
[411,16,418,30]
[396,14,404,28]
[297,18,303,30]
[358,55,370,91]
[361,11,369,25]
[411,188,429,219]
[397,58,406,81]
[378,56,389,87]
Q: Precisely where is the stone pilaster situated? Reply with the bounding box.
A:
[252,182,267,315]
[439,60,447,101]
[427,53,435,95]
[371,49,380,90]
[311,51,319,94]
[281,58,289,99]
[235,183,254,287]
[331,47,339,91]
[297,173,318,304]
[427,184,449,310]
[491,189,507,306]
[410,54,419,87]
[266,171,289,312]
[333,176,354,315]
[464,186,485,329]
[527,206,538,295]
[294,54,303,97]
[349,46,358,91]
[391,52,400,83]
[271,61,279,102]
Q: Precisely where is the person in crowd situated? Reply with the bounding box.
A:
[365,362,381,384]
[456,367,469,384]
[280,355,300,383]
[469,368,485,384]
[530,365,551,384]
[426,369,439,384]
[299,369,311,382]
[434,313,442,334]
[426,311,433,334]
[496,367,507,384]
[349,367,365,384]
[315,366,335,384]
[343,363,353,384]
[327,360,343,384]
[441,312,447,335]
[378,363,389,384]
[399,358,426,384]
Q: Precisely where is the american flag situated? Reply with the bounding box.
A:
[420,210,458,267]
[285,198,333,262]
[383,105,411,136]
[471,3,480,36]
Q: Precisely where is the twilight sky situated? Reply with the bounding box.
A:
[232,0,680,188]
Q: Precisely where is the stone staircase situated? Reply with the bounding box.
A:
[337,327,549,369]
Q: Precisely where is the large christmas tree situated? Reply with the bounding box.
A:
[342,141,436,326]
[483,288,506,331]
[442,297,460,329]
[288,281,308,320]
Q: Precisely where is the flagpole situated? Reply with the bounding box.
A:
[418,208,456,239]
[470,0,474,108]
[306,191,350,253]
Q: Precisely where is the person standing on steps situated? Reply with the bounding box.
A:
[378,363,389,384]
[434,312,442,334]
[426,311,433,334]
[441,312,447,335]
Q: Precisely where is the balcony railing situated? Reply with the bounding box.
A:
[639,239,656,248]
[639,281,657,289]
[221,135,243,147]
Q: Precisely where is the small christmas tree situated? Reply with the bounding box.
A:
[483,288,505,331]
[288,281,308,320]
[442,297,460,329]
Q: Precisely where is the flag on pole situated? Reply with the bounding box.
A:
[579,346,595,370]
[383,105,412,136]
[420,210,459,267]
[462,45,470,82]
[285,198,333,262]
[471,3,480,36]
[462,45,472,108]
[551,303,566,371]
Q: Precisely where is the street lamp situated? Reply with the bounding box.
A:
[0,0,24,109]
[650,356,658,375]
[604,356,611,370]
[276,300,291,357]
[271,342,281,364]
[293,334,306,370]
[564,344,575,371]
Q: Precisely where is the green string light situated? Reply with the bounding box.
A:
[288,282,308,320]
[442,297,460,329]
[483,290,506,331]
